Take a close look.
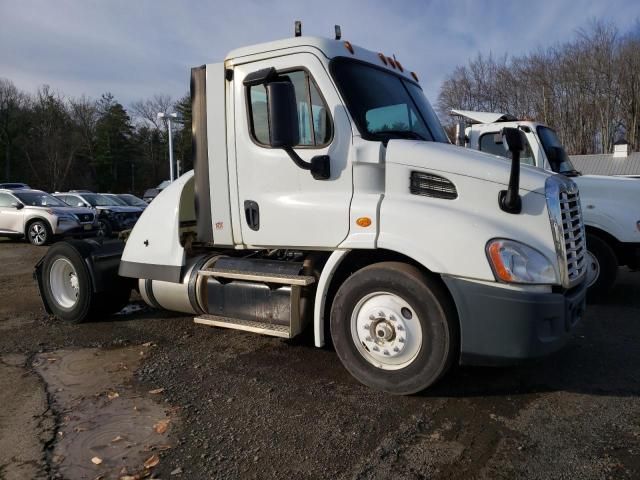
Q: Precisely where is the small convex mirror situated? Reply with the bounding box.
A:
[501,127,524,153]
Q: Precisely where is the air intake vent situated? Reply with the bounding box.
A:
[410,171,458,200]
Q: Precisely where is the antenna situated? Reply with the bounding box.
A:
[334,25,341,40]
[294,20,302,37]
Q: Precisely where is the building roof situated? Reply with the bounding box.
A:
[570,152,640,175]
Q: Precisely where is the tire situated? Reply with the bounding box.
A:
[586,233,618,302]
[41,242,98,323]
[330,262,458,395]
[26,220,51,246]
[97,219,112,238]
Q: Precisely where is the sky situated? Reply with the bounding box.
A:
[1,0,639,109]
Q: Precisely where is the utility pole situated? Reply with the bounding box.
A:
[157,112,178,182]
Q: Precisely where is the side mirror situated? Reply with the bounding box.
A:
[499,127,522,214]
[11,202,24,210]
[266,81,300,148]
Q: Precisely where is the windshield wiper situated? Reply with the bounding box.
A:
[561,169,582,177]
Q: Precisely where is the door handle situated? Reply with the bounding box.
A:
[244,200,260,231]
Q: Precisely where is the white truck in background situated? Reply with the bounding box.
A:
[34,28,587,395]
[452,110,640,299]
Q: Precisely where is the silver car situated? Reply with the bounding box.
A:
[0,189,98,246]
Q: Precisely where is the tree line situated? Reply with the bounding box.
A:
[437,21,640,155]
[0,80,192,194]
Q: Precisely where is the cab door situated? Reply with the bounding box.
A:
[233,53,353,248]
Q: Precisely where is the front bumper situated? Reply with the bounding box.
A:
[442,276,587,365]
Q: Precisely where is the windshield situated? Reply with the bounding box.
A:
[14,191,68,207]
[119,194,147,207]
[82,193,120,207]
[104,194,128,206]
[330,58,449,144]
[536,126,579,176]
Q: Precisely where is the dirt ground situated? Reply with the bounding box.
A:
[0,237,639,480]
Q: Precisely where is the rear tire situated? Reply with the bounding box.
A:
[586,233,617,302]
[330,262,458,395]
[27,220,51,246]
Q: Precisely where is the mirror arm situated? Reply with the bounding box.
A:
[499,149,522,214]
[283,146,312,170]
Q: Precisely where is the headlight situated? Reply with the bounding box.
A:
[486,239,558,284]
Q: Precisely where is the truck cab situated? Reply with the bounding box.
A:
[36,33,587,395]
[454,109,640,298]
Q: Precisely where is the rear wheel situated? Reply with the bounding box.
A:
[27,220,51,246]
[330,262,458,395]
[41,241,131,323]
[586,233,617,302]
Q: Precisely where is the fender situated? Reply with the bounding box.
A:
[313,249,349,347]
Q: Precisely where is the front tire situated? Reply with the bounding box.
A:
[27,220,51,246]
[585,233,617,302]
[330,262,458,395]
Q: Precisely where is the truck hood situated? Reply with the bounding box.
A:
[573,175,640,205]
[386,140,550,193]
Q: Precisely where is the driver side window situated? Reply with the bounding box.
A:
[479,131,536,166]
[0,193,15,207]
[248,70,332,148]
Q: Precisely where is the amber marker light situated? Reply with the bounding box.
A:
[378,53,388,65]
[356,217,372,227]
[387,56,396,69]
[411,71,419,82]
[487,241,514,282]
[344,41,354,54]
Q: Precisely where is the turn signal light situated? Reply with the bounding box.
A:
[487,241,514,282]
[356,217,372,227]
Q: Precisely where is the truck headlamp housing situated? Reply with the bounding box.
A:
[486,239,558,285]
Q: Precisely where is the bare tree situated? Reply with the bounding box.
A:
[0,78,27,180]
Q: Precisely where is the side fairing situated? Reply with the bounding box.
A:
[119,172,196,282]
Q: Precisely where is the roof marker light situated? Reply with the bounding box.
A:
[344,41,354,54]
[411,71,419,82]
[393,55,404,72]
[378,53,388,65]
[387,56,396,69]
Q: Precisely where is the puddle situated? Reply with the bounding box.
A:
[34,346,175,479]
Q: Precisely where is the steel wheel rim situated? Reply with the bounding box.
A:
[49,258,79,309]
[97,221,106,237]
[30,223,47,245]
[585,250,600,288]
[350,291,423,371]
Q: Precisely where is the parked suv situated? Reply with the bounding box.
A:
[0,189,97,245]
[53,192,141,237]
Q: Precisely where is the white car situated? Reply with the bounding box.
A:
[0,189,98,245]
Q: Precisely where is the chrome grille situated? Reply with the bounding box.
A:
[545,176,586,288]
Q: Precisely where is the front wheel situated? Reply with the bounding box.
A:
[330,262,458,395]
[585,233,617,302]
[27,220,51,246]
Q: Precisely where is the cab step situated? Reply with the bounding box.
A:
[198,267,315,286]
[194,314,292,338]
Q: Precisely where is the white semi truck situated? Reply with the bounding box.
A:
[452,110,640,299]
[35,30,587,394]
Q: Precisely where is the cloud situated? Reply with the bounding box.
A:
[0,0,637,107]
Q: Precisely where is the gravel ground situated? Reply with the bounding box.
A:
[0,237,639,479]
